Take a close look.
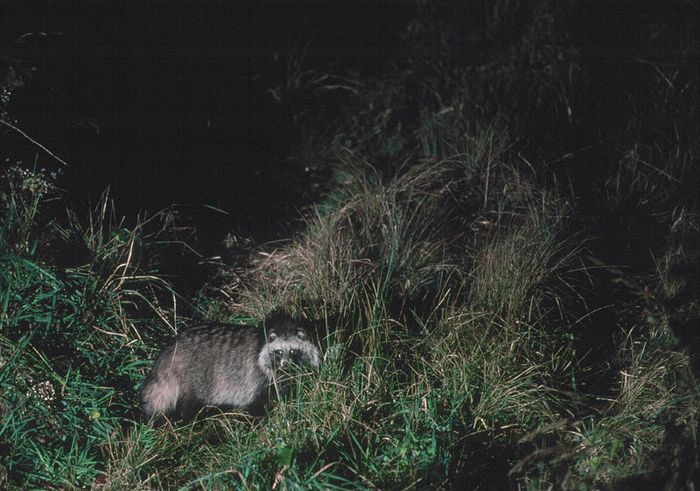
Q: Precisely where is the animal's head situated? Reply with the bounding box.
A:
[267,325,310,368]
[257,312,320,377]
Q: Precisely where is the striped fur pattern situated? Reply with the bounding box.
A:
[140,312,320,420]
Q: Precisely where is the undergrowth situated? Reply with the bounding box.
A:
[0,168,178,487]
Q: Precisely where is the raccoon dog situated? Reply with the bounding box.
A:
[140,312,320,420]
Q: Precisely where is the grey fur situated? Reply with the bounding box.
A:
[140,313,320,420]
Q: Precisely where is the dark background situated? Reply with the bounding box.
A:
[1,1,411,236]
[2,0,698,242]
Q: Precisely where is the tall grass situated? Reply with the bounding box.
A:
[0,167,176,488]
[145,111,591,488]
[231,158,462,318]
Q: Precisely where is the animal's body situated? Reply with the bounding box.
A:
[140,312,320,420]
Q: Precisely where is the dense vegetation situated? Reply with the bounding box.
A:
[1,1,699,488]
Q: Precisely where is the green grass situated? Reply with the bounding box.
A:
[0,169,178,488]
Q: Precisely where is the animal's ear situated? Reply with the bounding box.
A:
[295,329,306,339]
[268,329,278,340]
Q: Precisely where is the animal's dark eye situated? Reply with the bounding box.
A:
[275,349,284,356]
[289,349,297,356]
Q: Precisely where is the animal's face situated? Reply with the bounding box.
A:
[257,317,320,378]
[267,327,308,370]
